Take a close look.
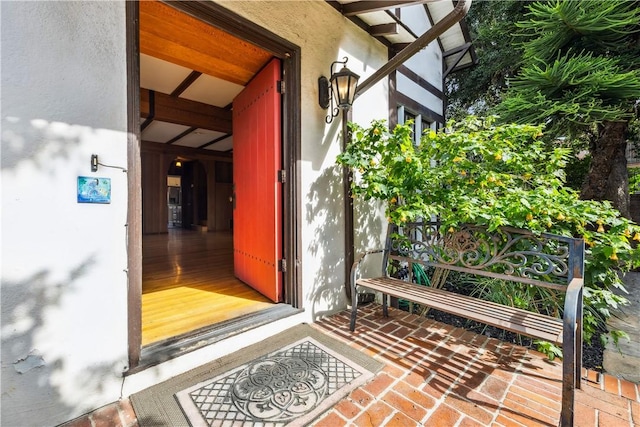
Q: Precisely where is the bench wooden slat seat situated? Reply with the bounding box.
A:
[349,221,585,427]
[357,277,564,344]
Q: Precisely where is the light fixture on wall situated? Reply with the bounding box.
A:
[318,57,360,124]
[175,160,182,168]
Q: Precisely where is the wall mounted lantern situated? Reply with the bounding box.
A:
[318,57,360,124]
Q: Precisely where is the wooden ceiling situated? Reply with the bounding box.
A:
[138,1,474,153]
[138,1,273,152]
[140,1,272,86]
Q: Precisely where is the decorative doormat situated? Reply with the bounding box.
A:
[131,324,383,427]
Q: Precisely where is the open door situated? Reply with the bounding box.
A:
[232,58,282,302]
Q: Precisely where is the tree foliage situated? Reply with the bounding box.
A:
[448,1,640,216]
[494,0,640,217]
[496,1,640,135]
[520,0,640,62]
[446,0,532,120]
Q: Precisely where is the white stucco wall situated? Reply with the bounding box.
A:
[393,3,444,123]
[1,1,441,424]
[402,4,444,92]
[1,2,129,426]
[397,73,444,118]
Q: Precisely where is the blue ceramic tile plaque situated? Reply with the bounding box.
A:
[77,176,111,204]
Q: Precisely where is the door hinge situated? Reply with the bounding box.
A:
[277,80,285,94]
[278,259,287,272]
[278,169,287,183]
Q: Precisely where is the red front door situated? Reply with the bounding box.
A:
[232,58,282,302]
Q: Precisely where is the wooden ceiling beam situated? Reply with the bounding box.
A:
[170,71,202,97]
[141,140,232,160]
[140,89,232,134]
[166,127,198,145]
[369,23,399,37]
[342,1,429,16]
[198,134,231,150]
[392,43,411,52]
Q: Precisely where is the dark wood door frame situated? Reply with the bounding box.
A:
[126,1,302,370]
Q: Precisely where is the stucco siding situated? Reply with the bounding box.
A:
[397,73,444,119]
[401,4,443,92]
[1,2,129,426]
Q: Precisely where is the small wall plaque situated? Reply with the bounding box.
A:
[77,176,111,204]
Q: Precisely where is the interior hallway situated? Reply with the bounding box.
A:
[142,229,274,345]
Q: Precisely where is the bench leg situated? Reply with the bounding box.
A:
[576,294,583,390]
[561,294,583,426]
[561,280,583,426]
[382,293,388,317]
[560,338,575,427]
[350,289,358,332]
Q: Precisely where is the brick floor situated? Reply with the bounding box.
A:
[59,305,639,426]
[60,399,138,427]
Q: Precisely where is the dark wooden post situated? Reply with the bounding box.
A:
[342,111,354,300]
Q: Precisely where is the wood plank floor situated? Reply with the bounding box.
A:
[142,229,274,346]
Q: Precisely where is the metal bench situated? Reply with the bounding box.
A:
[350,221,585,427]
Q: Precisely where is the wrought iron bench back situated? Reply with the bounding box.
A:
[385,222,585,291]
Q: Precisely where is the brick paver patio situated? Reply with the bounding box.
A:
[62,304,639,427]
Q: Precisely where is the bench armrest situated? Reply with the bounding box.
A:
[561,277,584,417]
[563,277,584,336]
[350,249,385,306]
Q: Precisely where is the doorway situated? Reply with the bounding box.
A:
[177,159,207,231]
[167,159,189,230]
[127,1,302,367]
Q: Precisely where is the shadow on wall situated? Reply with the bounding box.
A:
[306,164,345,320]
[305,159,385,321]
[0,259,125,426]
[353,198,386,278]
[1,115,108,174]
[1,117,129,425]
